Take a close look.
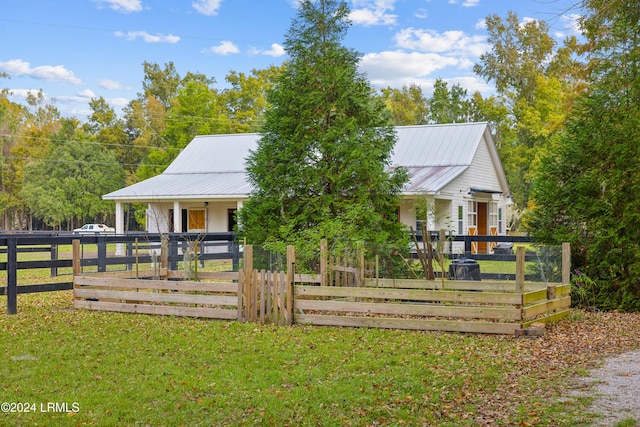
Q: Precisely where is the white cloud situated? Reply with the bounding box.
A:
[114,31,180,43]
[57,89,96,103]
[78,89,96,98]
[0,59,82,84]
[394,28,489,57]
[99,79,131,90]
[204,41,239,55]
[415,8,428,19]
[359,50,459,82]
[350,0,398,26]
[251,43,286,57]
[95,0,142,13]
[193,0,223,16]
[107,97,130,109]
[474,18,486,30]
[462,0,479,7]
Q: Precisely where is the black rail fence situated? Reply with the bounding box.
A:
[1,232,239,314]
[2,231,536,315]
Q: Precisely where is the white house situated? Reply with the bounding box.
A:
[104,122,511,253]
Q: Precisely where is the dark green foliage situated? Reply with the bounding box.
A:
[525,2,640,311]
[21,121,125,228]
[239,0,409,265]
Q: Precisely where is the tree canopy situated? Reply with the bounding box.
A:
[239,0,408,261]
[525,0,640,310]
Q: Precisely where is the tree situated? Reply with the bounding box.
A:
[221,66,283,132]
[163,73,230,150]
[0,84,28,229]
[239,0,408,262]
[427,78,471,124]
[474,12,580,209]
[84,97,131,172]
[525,0,640,310]
[21,120,125,229]
[141,61,180,110]
[378,84,428,126]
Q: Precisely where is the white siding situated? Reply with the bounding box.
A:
[442,134,502,195]
[398,199,416,229]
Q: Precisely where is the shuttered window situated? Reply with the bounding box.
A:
[188,209,205,231]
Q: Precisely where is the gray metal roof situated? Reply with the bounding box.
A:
[104,123,495,201]
[393,123,487,166]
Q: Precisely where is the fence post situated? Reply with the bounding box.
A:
[126,240,133,271]
[50,241,58,277]
[562,242,571,285]
[232,239,240,271]
[135,238,139,279]
[515,246,525,327]
[237,269,245,321]
[242,245,253,322]
[168,235,179,271]
[97,234,107,273]
[7,237,17,315]
[158,236,167,277]
[320,239,328,286]
[72,239,81,278]
[286,245,295,325]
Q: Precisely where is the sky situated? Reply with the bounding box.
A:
[1,0,582,119]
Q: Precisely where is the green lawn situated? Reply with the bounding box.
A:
[0,291,604,426]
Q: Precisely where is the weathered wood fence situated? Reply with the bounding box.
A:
[73,242,571,335]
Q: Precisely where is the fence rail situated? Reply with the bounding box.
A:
[1,232,239,314]
[72,243,571,335]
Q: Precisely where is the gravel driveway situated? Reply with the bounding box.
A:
[573,349,640,426]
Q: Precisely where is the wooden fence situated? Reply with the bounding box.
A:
[1,231,239,314]
[73,243,571,335]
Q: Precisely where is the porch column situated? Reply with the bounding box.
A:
[115,201,125,256]
[115,202,124,234]
[173,201,181,233]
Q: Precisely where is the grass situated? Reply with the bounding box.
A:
[1,291,602,426]
[615,419,638,427]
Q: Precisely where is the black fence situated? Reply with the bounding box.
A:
[1,232,239,314]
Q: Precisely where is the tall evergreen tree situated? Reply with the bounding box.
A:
[239,0,408,261]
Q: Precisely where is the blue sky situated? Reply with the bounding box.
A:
[1,0,582,119]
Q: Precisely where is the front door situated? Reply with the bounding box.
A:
[477,202,488,253]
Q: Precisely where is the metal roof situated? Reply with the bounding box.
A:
[401,166,468,193]
[104,123,494,201]
[392,123,487,166]
[164,133,258,174]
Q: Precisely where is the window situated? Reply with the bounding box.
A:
[489,202,498,229]
[467,200,477,229]
[188,209,205,232]
[457,205,464,235]
[498,208,503,234]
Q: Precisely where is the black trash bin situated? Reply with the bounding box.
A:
[449,258,481,280]
[494,242,514,255]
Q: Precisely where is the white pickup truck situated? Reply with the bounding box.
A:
[73,224,116,234]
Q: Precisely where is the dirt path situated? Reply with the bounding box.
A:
[572,349,640,426]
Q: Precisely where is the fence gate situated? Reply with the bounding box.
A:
[238,245,293,325]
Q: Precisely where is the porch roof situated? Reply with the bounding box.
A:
[105,172,251,202]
